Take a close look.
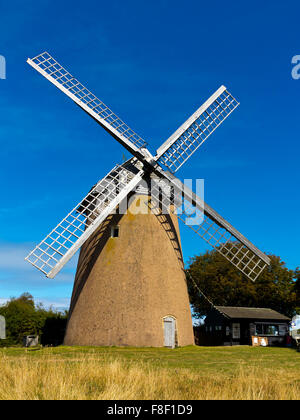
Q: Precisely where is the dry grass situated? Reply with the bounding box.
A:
[0,347,299,400]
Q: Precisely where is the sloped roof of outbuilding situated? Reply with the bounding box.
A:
[215,306,290,321]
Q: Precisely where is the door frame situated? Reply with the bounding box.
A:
[163,315,177,348]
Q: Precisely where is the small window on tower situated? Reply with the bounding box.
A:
[111,225,119,238]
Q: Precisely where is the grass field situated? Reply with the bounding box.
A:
[0,345,299,400]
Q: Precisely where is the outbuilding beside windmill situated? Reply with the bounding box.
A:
[200,306,290,347]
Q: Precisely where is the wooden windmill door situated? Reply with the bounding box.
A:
[163,316,176,348]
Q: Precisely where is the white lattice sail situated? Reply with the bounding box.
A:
[25,164,143,278]
[27,52,147,154]
[156,86,239,173]
[149,176,270,281]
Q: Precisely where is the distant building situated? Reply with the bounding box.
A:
[199,306,290,346]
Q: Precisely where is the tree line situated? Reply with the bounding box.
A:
[0,293,68,346]
[186,248,300,320]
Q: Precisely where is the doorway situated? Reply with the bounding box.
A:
[163,316,177,348]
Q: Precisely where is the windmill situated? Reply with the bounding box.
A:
[25,52,270,348]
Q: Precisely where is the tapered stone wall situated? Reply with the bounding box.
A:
[64,195,194,347]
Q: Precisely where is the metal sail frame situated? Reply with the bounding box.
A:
[25,51,270,281]
[149,174,269,281]
[25,164,143,278]
[27,52,147,159]
[156,86,240,173]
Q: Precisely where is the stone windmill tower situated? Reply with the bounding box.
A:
[25,52,270,348]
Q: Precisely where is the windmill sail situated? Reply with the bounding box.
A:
[26,164,143,278]
[150,174,270,281]
[27,52,147,157]
[26,51,269,282]
[156,86,239,173]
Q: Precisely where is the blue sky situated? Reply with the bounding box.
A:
[0,0,299,309]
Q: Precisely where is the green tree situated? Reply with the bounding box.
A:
[294,267,300,314]
[17,292,35,307]
[0,293,68,346]
[186,248,298,319]
[0,293,39,344]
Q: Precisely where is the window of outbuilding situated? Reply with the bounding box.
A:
[255,324,280,336]
[256,324,263,335]
[265,325,279,336]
